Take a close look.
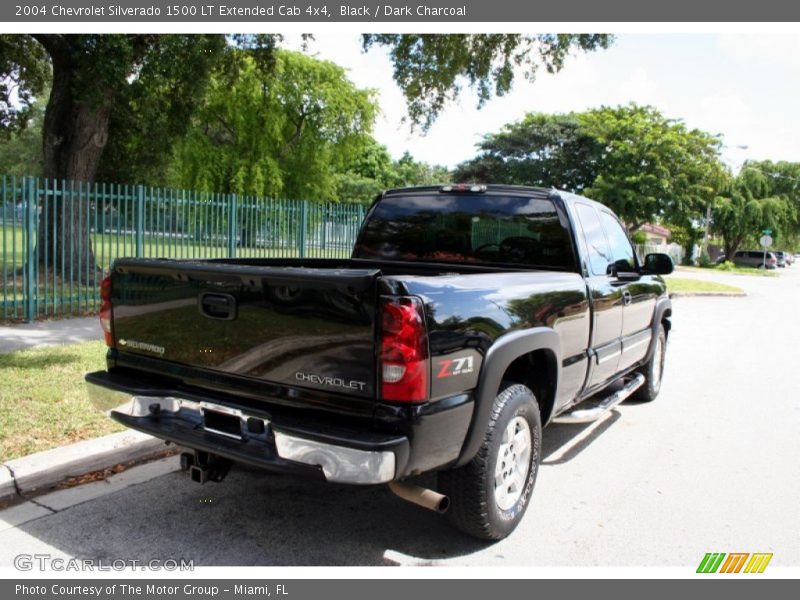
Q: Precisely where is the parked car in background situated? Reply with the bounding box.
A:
[773,251,788,268]
[732,250,777,269]
[784,252,794,265]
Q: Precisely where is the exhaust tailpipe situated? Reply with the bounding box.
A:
[388,481,450,514]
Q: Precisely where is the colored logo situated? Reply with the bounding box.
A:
[696,552,773,574]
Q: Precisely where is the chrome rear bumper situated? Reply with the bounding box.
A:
[86,373,400,485]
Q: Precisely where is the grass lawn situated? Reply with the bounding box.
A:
[0,340,123,461]
[1,225,25,270]
[677,264,778,277]
[665,277,744,294]
[3,225,350,273]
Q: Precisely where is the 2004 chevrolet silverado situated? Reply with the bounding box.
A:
[86,184,674,539]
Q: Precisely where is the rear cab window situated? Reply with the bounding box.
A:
[354,192,577,270]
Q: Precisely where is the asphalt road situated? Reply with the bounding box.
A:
[2,266,799,567]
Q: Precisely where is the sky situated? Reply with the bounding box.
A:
[287,33,800,171]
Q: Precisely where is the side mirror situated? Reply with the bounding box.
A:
[608,259,641,281]
[644,253,674,275]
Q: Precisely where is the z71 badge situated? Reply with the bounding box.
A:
[437,356,475,379]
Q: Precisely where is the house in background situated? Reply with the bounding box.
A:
[636,223,671,245]
[632,223,684,265]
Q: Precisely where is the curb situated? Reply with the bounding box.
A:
[669,291,747,298]
[1,430,168,502]
[0,465,14,500]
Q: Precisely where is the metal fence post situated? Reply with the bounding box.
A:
[320,205,327,252]
[135,185,145,257]
[23,176,37,321]
[228,193,237,258]
[298,200,308,258]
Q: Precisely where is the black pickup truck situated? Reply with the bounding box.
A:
[86,184,673,540]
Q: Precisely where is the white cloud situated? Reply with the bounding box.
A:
[614,67,659,106]
[716,34,800,68]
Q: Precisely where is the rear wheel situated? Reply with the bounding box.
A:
[633,323,667,402]
[439,383,541,540]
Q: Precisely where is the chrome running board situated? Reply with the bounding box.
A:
[553,373,645,424]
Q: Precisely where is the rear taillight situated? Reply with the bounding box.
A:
[380,296,429,402]
[99,275,113,347]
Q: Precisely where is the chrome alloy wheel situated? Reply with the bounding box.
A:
[494,416,532,511]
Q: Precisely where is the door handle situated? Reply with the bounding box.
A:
[622,290,632,306]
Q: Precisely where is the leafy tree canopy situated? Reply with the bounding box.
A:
[363,34,613,130]
[580,105,724,229]
[0,36,50,133]
[455,104,725,229]
[713,162,798,257]
[335,143,450,203]
[0,91,45,177]
[170,49,378,201]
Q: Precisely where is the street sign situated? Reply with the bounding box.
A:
[760,234,773,247]
[762,229,772,235]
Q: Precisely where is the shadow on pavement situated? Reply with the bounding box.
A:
[541,410,622,465]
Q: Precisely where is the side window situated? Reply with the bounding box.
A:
[574,203,612,276]
[600,211,636,271]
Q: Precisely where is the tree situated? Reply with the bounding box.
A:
[455,105,725,231]
[454,112,601,190]
[335,144,450,204]
[0,34,226,282]
[0,36,50,133]
[171,49,377,201]
[391,152,450,187]
[739,160,800,249]
[581,106,723,231]
[713,166,793,259]
[0,92,45,177]
[98,34,279,184]
[333,139,396,203]
[362,34,613,130]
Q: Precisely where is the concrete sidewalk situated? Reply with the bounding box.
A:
[0,317,102,353]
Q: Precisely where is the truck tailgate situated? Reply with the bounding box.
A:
[110,259,379,399]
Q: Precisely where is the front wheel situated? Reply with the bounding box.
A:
[438,383,541,540]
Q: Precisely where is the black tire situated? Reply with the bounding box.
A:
[438,383,541,540]
[633,323,667,402]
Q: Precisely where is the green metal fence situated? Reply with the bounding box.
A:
[1,175,367,322]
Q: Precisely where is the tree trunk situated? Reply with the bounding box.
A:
[723,237,742,261]
[35,36,113,286]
